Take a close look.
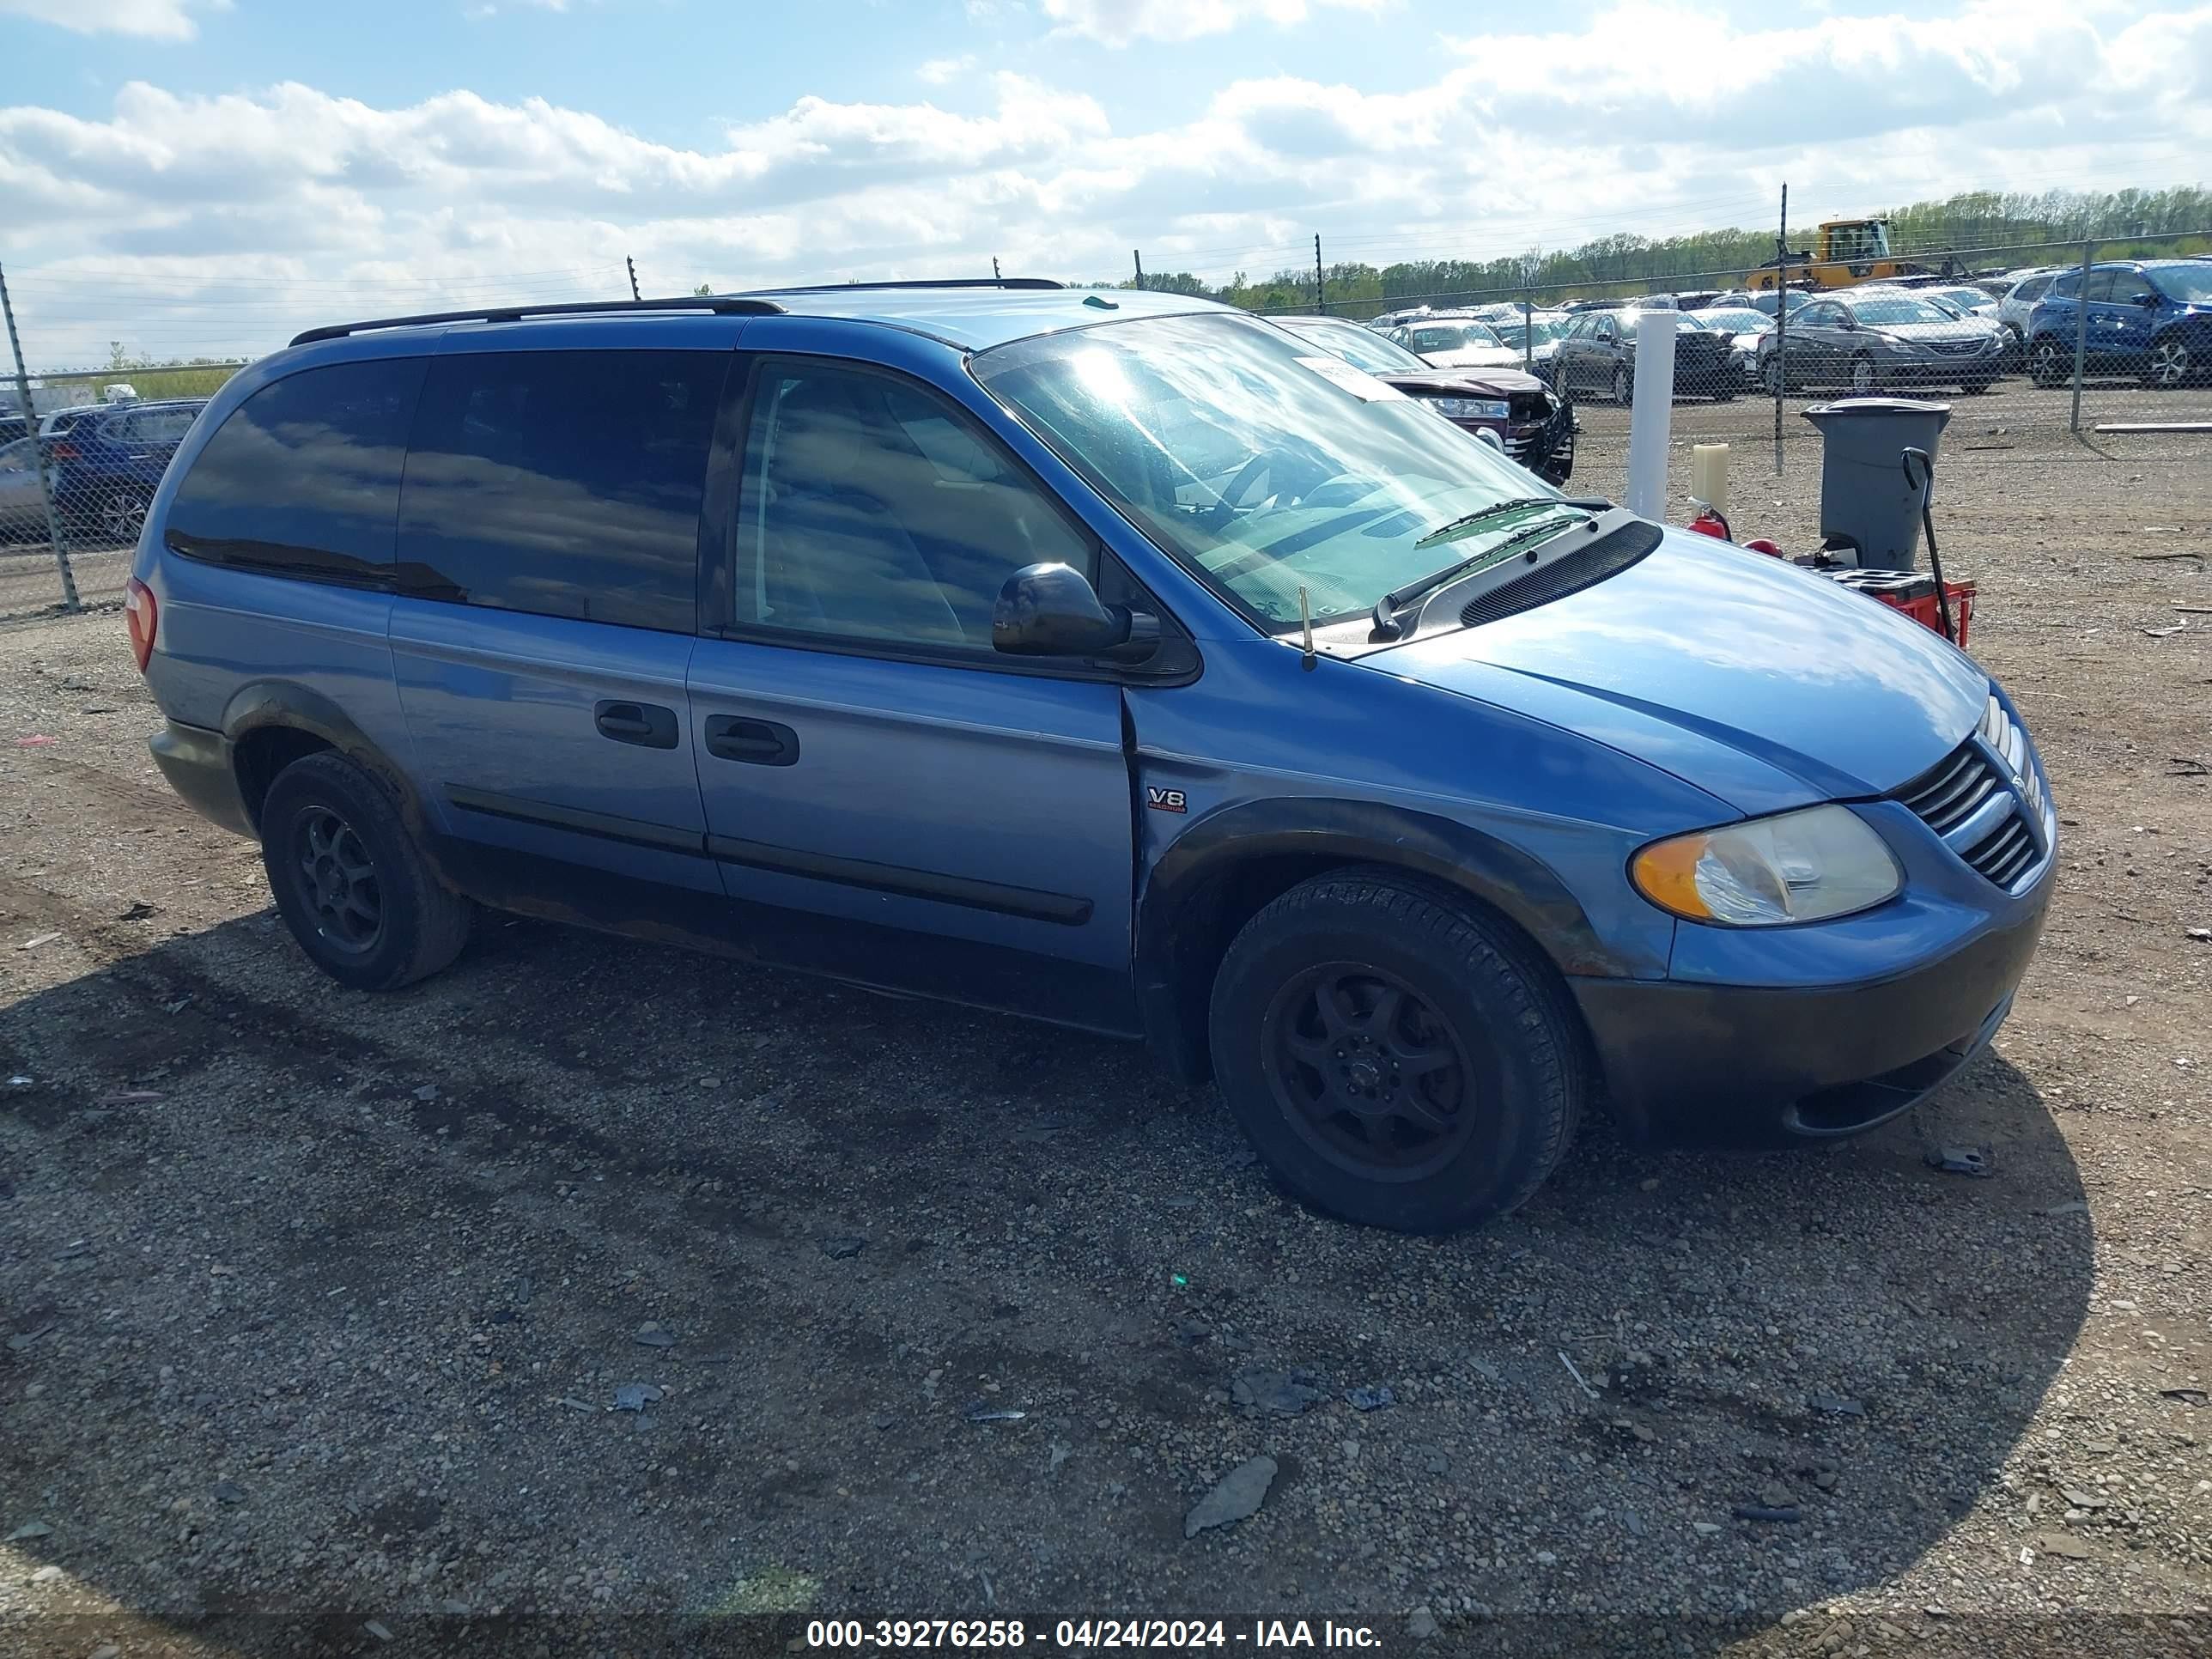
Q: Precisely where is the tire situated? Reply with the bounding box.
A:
[2029,336,2066,389]
[1206,869,1587,1234]
[1611,364,1632,406]
[259,751,472,991]
[1849,354,1877,394]
[2144,335,2192,390]
[1762,355,1785,397]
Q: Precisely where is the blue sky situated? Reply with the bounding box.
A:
[1,0,2206,363]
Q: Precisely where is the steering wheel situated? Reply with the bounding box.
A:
[1220,448,1327,510]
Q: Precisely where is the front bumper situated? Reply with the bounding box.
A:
[149,718,254,838]
[1571,876,2051,1148]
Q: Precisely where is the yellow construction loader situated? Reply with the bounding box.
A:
[1746,219,1933,293]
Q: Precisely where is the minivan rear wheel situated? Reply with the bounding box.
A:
[1207,870,1585,1233]
[259,751,472,991]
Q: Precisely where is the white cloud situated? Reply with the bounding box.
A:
[0,1,2204,364]
[1040,0,1381,46]
[917,54,977,85]
[0,0,222,38]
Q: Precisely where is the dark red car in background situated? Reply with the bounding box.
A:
[1272,314,1575,483]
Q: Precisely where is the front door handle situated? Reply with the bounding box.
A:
[705,714,799,767]
[594,700,679,750]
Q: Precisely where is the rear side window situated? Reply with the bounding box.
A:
[165,360,424,583]
[397,349,726,633]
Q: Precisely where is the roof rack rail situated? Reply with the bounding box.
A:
[742,277,1066,295]
[289,295,787,348]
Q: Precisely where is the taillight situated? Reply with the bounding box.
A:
[125,578,158,673]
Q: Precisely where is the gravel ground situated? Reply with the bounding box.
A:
[1,411,2209,1659]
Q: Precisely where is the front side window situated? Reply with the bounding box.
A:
[2107,269,2156,305]
[122,405,201,443]
[1799,303,1841,327]
[166,360,423,583]
[973,311,1577,630]
[731,361,1093,651]
[397,349,725,632]
[2149,264,2212,303]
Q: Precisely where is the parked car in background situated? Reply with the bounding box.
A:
[1756,290,2004,394]
[1734,288,1812,318]
[0,435,61,544]
[1549,306,1738,402]
[49,398,207,544]
[1682,306,1772,390]
[1921,284,2001,323]
[1387,315,1522,370]
[2025,259,2212,389]
[129,283,2056,1234]
[1367,306,1435,331]
[1996,268,2065,362]
[1273,313,1575,483]
[1490,310,1574,374]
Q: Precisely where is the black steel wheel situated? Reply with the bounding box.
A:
[1262,962,1480,1182]
[260,750,472,990]
[1208,869,1586,1233]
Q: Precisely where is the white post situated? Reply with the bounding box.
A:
[1625,309,1678,520]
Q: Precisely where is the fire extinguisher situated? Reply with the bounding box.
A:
[1685,500,1732,541]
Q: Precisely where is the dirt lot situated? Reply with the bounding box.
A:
[2,414,2209,1658]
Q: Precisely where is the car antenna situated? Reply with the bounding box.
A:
[1298,585,1317,672]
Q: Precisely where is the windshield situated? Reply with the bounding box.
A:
[1847,295,1956,326]
[1279,318,1431,375]
[1406,321,1504,353]
[1933,288,1989,309]
[1692,308,1769,333]
[2150,264,2212,303]
[972,313,1574,630]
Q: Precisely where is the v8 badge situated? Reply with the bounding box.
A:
[1146,785,1188,814]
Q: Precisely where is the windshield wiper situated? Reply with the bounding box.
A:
[1413,497,1570,549]
[1371,501,1591,640]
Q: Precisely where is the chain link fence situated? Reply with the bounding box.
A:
[1,226,2205,622]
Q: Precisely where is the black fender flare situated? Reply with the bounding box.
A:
[219,680,430,837]
[1133,797,1630,1084]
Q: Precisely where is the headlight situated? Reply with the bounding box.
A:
[1434,397,1510,421]
[1631,805,1902,927]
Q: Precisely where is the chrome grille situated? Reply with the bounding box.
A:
[1893,693,2051,891]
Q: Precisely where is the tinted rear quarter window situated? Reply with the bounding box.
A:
[166,359,425,583]
[397,349,726,633]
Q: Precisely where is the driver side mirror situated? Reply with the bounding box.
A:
[1837,313,1857,331]
[2137,292,2160,308]
[993,562,1160,663]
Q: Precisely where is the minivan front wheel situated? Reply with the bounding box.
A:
[260,751,472,991]
[1208,870,1585,1232]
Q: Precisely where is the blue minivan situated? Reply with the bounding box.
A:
[129,283,2055,1232]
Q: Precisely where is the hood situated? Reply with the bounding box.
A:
[1419,345,1523,369]
[1366,528,1989,817]
[1379,367,1547,398]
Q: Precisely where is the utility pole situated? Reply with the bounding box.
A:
[1315,234,1326,315]
[992,257,1001,281]
[1132,249,1145,291]
[0,261,77,612]
[1772,184,1787,477]
[625,256,641,301]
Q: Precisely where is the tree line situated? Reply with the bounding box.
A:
[1104,185,2212,317]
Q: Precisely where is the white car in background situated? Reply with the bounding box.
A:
[1387,315,1523,369]
[1996,268,2067,362]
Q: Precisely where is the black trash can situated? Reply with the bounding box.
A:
[1800,397,1952,569]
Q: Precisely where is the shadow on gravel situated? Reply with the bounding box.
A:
[2,914,2095,1658]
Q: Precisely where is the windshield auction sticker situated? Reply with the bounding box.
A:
[1293,355,1407,401]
